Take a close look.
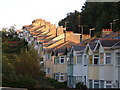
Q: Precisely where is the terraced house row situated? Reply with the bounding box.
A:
[17,19,120,88]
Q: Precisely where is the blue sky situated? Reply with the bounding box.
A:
[0,0,86,30]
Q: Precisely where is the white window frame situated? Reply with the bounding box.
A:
[99,80,104,88]
[105,80,112,88]
[59,73,64,81]
[59,56,65,64]
[55,73,59,80]
[94,80,99,88]
[93,55,99,65]
[55,73,64,81]
[105,53,111,64]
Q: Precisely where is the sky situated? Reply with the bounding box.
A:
[0,0,86,30]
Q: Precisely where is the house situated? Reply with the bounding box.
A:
[85,38,120,88]
[53,41,76,82]
[67,45,87,88]
[43,31,80,79]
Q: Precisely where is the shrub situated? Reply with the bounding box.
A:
[75,82,87,89]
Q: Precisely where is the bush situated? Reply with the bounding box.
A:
[15,75,37,88]
[46,78,68,88]
[75,82,87,89]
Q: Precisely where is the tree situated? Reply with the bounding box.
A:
[2,26,41,88]
[59,2,120,37]
[14,46,45,79]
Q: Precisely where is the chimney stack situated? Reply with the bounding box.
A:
[102,29,113,37]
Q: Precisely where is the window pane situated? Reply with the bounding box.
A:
[106,53,111,64]
[89,80,93,88]
[94,58,99,64]
[60,56,64,63]
[94,84,99,88]
[106,81,111,84]
[106,85,111,88]
[94,55,99,64]
[116,52,120,65]
[77,55,82,64]
[106,57,111,64]
[100,80,104,88]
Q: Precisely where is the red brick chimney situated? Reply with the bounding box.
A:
[102,29,113,37]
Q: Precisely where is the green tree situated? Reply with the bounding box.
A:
[14,46,44,79]
[59,2,120,36]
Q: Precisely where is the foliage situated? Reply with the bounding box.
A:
[14,47,45,79]
[46,78,68,88]
[15,75,37,88]
[75,82,87,89]
[59,2,120,37]
[59,10,80,33]
[2,26,44,88]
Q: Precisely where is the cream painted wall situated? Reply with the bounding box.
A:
[54,64,67,73]
[88,65,99,80]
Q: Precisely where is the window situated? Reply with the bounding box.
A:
[54,57,59,64]
[116,52,120,66]
[54,56,65,64]
[60,73,64,81]
[105,53,111,64]
[77,54,82,65]
[55,73,59,80]
[54,73,64,81]
[60,56,64,64]
[47,54,51,60]
[94,55,99,65]
[84,76,86,85]
[100,80,104,88]
[106,81,112,88]
[45,54,51,60]
[46,68,50,74]
[94,80,99,88]
[89,80,93,88]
